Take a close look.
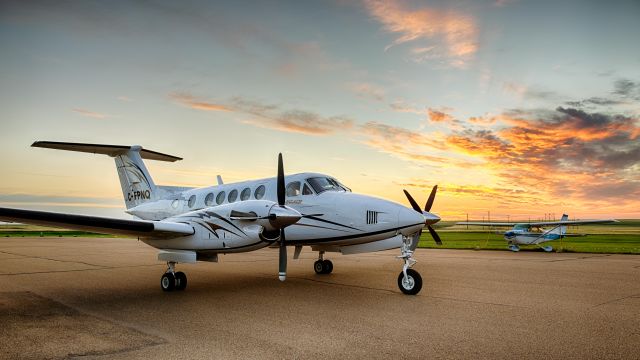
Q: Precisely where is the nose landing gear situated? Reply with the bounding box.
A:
[397,236,423,295]
[160,261,188,292]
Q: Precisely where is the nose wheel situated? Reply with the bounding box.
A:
[398,268,422,295]
[397,235,423,295]
[160,262,188,292]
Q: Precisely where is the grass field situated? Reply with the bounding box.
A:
[420,219,640,254]
[2,220,639,254]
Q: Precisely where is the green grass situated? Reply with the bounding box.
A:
[417,231,640,254]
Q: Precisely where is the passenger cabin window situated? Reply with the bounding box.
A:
[240,188,251,201]
[286,181,301,197]
[228,189,238,202]
[188,195,196,208]
[307,177,347,194]
[302,183,314,195]
[204,192,214,206]
[216,191,226,205]
[254,185,266,199]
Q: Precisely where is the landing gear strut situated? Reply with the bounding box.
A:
[314,251,333,274]
[397,236,422,295]
[160,261,187,292]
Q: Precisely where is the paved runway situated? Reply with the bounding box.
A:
[1,237,638,359]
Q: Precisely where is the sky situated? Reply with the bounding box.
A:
[1,0,639,221]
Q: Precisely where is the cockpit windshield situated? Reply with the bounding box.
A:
[307,177,351,194]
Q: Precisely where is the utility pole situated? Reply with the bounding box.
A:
[466,213,469,230]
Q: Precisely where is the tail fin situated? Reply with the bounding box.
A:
[549,214,569,235]
[32,141,182,209]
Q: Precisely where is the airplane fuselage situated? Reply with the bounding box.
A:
[131,172,429,254]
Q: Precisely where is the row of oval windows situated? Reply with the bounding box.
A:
[187,185,267,208]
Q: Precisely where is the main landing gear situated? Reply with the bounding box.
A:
[160,261,187,292]
[313,251,333,275]
[397,235,422,295]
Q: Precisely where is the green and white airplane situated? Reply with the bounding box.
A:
[457,214,617,252]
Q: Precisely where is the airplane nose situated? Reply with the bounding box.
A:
[399,206,423,223]
[423,212,440,226]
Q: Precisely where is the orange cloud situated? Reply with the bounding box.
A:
[363,0,478,66]
[347,82,385,102]
[170,93,231,112]
[170,92,353,136]
[71,108,108,119]
[428,108,455,123]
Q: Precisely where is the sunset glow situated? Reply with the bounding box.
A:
[1,0,639,220]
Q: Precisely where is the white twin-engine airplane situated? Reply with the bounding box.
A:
[457,215,617,252]
[0,141,443,295]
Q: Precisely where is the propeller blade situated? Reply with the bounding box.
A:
[277,153,285,206]
[427,225,442,245]
[403,189,421,213]
[278,230,287,281]
[424,185,438,212]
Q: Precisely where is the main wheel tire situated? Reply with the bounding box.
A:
[314,260,324,274]
[322,260,333,274]
[175,271,187,291]
[161,272,176,292]
[397,269,422,295]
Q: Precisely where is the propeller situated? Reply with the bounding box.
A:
[403,185,442,247]
[277,153,288,281]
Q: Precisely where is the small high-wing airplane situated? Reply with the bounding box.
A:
[0,141,442,295]
[457,214,617,252]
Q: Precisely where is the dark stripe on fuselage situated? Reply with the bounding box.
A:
[304,215,361,231]
[291,222,352,232]
[286,222,424,245]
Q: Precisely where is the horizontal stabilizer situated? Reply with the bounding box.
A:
[32,141,182,162]
[0,207,194,239]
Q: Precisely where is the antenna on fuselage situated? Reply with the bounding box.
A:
[216,175,223,185]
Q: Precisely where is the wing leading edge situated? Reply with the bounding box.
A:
[0,207,194,239]
[457,219,618,227]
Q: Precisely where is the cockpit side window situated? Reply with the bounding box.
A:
[286,181,301,197]
[302,183,314,195]
[307,177,345,194]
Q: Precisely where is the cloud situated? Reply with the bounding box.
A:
[347,82,385,102]
[443,106,640,201]
[389,101,428,116]
[363,0,478,66]
[241,110,353,136]
[502,82,557,101]
[565,97,625,107]
[612,78,640,100]
[71,108,109,119]
[170,92,353,136]
[427,108,454,123]
[170,93,231,112]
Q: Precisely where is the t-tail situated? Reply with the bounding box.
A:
[32,141,182,209]
[548,214,569,235]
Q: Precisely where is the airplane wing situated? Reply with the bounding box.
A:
[457,219,617,227]
[527,219,618,226]
[0,207,194,239]
[456,222,515,227]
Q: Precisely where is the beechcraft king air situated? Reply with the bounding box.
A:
[0,141,443,295]
[457,215,617,252]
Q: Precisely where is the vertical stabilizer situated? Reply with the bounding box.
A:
[115,146,158,209]
[549,214,569,235]
[31,141,182,209]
